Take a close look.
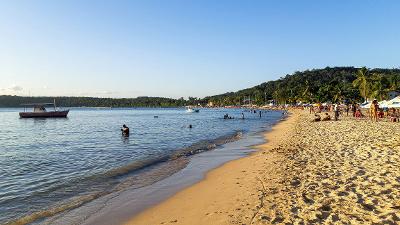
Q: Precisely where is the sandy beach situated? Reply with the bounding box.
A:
[127,110,400,225]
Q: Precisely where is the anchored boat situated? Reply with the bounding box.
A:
[19,101,69,118]
[186,106,200,113]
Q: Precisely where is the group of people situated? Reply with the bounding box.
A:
[121,122,194,137]
[312,104,341,122]
[369,99,400,122]
[309,100,400,123]
[223,110,265,120]
[223,113,234,119]
[313,112,331,122]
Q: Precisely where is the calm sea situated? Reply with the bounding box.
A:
[0,108,283,224]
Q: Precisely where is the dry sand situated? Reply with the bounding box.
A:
[126,110,400,225]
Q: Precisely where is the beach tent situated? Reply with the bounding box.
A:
[378,100,388,108]
[360,102,371,109]
[362,100,390,108]
[360,97,400,108]
[386,96,400,108]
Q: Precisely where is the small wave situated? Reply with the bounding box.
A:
[5,193,102,225]
[104,155,170,178]
[104,131,243,178]
[5,131,244,225]
[172,131,243,158]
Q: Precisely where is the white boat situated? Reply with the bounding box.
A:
[186,107,200,113]
[19,100,69,118]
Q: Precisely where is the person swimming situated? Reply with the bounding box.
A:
[121,124,130,136]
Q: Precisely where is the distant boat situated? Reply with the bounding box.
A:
[186,106,200,113]
[19,100,69,118]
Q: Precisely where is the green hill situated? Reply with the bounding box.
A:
[203,67,400,106]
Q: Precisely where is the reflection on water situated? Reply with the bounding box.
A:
[122,136,130,144]
[0,108,283,224]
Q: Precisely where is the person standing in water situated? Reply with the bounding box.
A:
[121,124,130,136]
[259,111,262,118]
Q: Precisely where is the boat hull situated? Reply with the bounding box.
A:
[19,110,69,118]
[186,109,200,113]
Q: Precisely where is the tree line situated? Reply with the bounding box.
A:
[1,67,400,107]
[203,67,400,106]
[0,96,196,108]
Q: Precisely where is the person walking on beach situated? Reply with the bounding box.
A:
[370,99,379,122]
[121,124,130,136]
[352,103,357,117]
[334,104,340,121]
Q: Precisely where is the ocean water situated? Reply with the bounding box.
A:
[0,108,283,225]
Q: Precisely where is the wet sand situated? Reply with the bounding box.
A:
[127,110,400,224]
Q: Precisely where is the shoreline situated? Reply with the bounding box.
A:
[36,111,283,225]
[127,110,400,224]
[125,111,298,225]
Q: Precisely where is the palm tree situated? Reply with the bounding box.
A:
[352,67,370,102]
[301,80,312,102]
[273,85,287,105]
[370,73,386,101]
[332,85,343,103]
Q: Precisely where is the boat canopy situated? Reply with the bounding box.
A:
[21,103,56,112]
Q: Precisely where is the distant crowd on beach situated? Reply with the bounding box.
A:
[305,102,400,122]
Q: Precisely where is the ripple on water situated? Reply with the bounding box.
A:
[0,108,283,224]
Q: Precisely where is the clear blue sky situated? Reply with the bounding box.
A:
[0,0,399,98]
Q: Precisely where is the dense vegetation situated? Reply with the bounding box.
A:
[0,96,194,108]
[203,67,400,106]
[2,67,400,107]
